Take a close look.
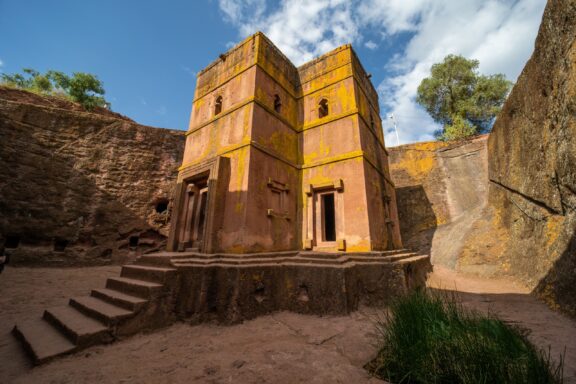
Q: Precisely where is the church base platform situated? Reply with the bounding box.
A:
[139,249,432,324]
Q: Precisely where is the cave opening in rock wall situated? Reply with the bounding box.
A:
[5,235,21,249]
[53,238,69,252]
[155,200,169,214]
[129,236,139,248]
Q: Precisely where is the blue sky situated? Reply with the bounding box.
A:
[0,0,546,145]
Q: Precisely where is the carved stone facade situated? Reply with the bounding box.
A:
[11,35,431,364]
[168,32,402,254]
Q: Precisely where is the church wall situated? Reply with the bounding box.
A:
[301,158,371,252]
[350,52,380,114]
[354,77,385,146]
[298,45,352,88]
[241,147,300,252]
[363,160,402,250]
[172,35,402,254]
[300,73,357,127]
[253,66,299,130]
[194,35,258,100]
[250,103,299,164]
[215,146,252,253]
[189,66,257,129]
[255,34,300,95]
[181,102,253,169]
[357,116,387,174]
[386,179,403,248]
[300,116,361,165]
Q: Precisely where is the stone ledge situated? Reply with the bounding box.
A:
[140,249,431,324]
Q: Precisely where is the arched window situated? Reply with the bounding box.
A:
[370,114,375,130]
[274,94,282,113]
[318,98,329,118]
[214,96,223,116]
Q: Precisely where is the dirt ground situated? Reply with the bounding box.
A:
[1,265,575,383]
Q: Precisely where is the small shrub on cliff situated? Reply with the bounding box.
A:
[366,290,563,384]
[441,115,477,142]
[1,68,53,94]
[1,68,108,110]
[417,55,512,141]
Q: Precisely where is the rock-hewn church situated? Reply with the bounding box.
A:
[168,32,402,254]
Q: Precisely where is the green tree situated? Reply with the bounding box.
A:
[0,72,30,88]
[1,68,52,93]
[47,71,107,110]
[67,72,107,110]
[1,68,108,110]
[23,69,53,94]
[416,54,512,141]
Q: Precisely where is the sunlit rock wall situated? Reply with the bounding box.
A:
[0,87,185,265]
[486,0,576,315]
[388,136,489,259]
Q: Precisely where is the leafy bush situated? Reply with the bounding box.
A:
[436,115,477,141]
[366,290,564,384]
[1,68,108,110]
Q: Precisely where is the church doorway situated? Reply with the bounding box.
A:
[178,176,209,252]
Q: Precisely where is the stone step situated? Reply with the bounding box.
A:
[330,252,417,264]
[172,256,285,266]
[121,265,177,284]
[396,254,430,264]
[70,296,134,326]
[292,257,347,265]
[106,277,163,299]
[12,318,76,365]
[91,288,149,311]
[385,252,419,262]
[381,248,410,255]
[172,253,421,268]
[43,306,111,347]
[136,253,181,266]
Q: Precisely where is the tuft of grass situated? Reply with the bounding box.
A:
[366,290,564,384]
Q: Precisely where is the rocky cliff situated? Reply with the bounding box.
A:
[0,87,186,265]
[484,0,576,316]
[390,0,576,317]
[388,136,489,267]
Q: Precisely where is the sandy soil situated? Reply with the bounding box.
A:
[1,265,575,383]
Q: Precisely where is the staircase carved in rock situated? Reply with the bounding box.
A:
[13,262,178,365]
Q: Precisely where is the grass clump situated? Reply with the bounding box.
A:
[366,290,563,384]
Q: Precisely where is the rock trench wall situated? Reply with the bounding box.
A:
[389,0,576,317]
[482,0,576,316]
[388,136,489,267]
[0,87,186,265]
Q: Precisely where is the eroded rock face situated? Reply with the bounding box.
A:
[388,136,489,259]
[0,87,186,265]
[390,0,576,317]
[486,0,576,315]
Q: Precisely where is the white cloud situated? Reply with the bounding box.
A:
[219,0,359,65]
[379,0,546,144]
[218,0,267,25]
[218,0,546,144]
[364,40,378,50]
[0,58,3,67]
[357,0,433,35]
